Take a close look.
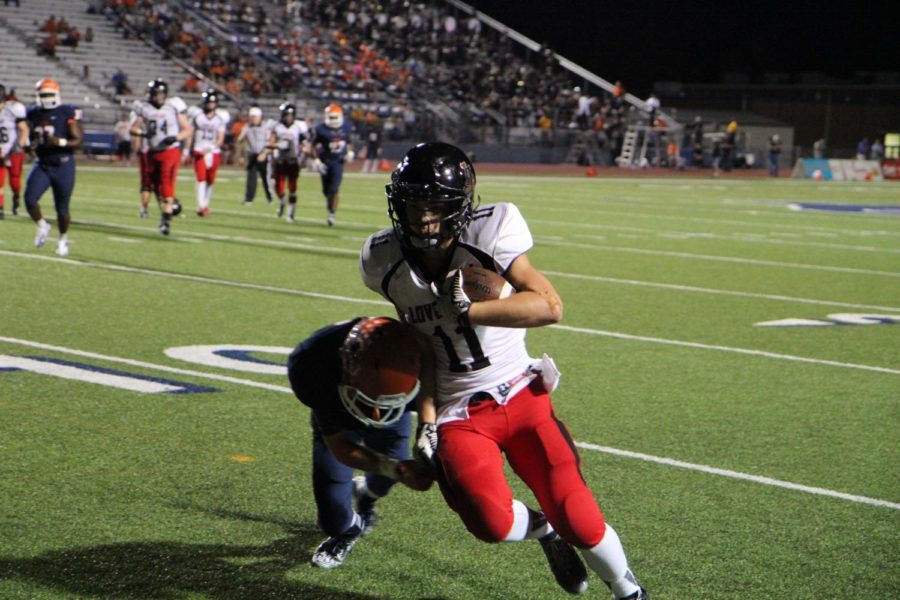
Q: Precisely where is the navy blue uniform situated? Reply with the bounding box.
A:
[364,123,382,158]
[287,318,413,537]
[312,121,353,196]
[24,104,81,216]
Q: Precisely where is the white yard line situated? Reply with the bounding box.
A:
[575,442,900,510]
[3,249,897,375]
[550,324,900,375]
[543,270,900,312]
[1,333,895,510]
[535,237,900,278]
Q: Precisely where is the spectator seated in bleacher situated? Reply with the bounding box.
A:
[111,69,131,96]
[38,32,58,58]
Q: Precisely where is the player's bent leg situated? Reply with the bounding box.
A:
[436,423,515,543]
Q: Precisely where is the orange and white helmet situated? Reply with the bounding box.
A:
[324,103,344,129]
[338,317,422,427]
[35,78,61,109]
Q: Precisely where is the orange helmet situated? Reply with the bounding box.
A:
[324,103,344,128]
[35,78,61,109]
[338,317,421,427]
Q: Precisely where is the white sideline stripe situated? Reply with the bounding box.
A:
[576,442,900,510]
[536,237,900,278]
[544,271,900,312]
[550,324,900,375]
[1,335,895,511]
[0,250,392,307]
[0,336,293,394]
[3,250,896,374]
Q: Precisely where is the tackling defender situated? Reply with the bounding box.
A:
[287,316,434,568]
[360,142,648,599]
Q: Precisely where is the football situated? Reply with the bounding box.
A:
[459,266,515,302]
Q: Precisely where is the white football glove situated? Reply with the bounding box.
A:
[415,422,438,461]
[345,149,355,163]
[429,269,473,327]
[311,158,327,174]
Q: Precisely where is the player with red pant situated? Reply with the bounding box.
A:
[361,143,648,599]
[130,79,192,235]
[268,102,309,223]
[190,89,227,216]
[0,83,29,219]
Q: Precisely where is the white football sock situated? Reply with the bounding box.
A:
[504,500,555,542]
[205,183,213,207]
[579,524,640,598]
[196,181,207,209]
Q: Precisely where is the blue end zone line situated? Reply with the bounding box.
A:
[1,333,896,511]
[2,250,898,375]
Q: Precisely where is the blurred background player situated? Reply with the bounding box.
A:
[237,105,274,205]
[287,316,435,568]
[268,102,309,223]
[129,96,154,218]
[130,78,192,236]
[359,112,383,174]
[189,89,227,217]
[311,103,354,226]
[0,83,29,219]
[23,79,82,256]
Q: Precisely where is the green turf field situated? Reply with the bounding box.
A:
[1,164,898,599]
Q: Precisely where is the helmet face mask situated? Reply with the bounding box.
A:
[35,79,61,109]
[386,142,476,253]
[279,102,295,126]
[324,103,344,129]
[339,317,422,428]
[201,89,218,113]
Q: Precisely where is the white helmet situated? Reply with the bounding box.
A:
[324,103,344,129]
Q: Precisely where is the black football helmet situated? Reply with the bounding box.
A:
[386,142,476,254]
[201,89,218,112]
[279,102,296,125]
[147,78,168,108]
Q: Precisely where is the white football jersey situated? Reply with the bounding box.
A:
[191,110,227,154]
[271,120,309,163]
[135,96,187,148]
[0,101,27,156]
[361,203,536,425]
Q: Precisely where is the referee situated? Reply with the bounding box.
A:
[237,105,273,204]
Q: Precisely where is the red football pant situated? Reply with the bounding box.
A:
[8,151,24,193]
[273,162,299,196]
[436,380,606,548]
[138,150,153,192]
[148,147,181,199]
[0,165,6,206]
[193,152,221,185]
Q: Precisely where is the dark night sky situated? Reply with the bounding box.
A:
[467,1,897,93]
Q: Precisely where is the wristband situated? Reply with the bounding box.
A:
[58,138,68,147]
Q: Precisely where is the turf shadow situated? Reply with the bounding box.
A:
[0,532,385,600]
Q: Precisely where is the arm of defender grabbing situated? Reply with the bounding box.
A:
[323,431,432,491]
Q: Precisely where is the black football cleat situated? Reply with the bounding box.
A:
[539,533,589,595]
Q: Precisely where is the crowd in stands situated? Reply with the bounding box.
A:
[37,15,90,57]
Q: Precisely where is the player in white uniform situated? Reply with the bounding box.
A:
[190,90,228,216]
[360,143,648,599]
[0,83,29,219]
[267,102,309,223]
[130,79,192,236]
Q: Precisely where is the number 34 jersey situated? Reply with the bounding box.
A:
[361,202,535,424]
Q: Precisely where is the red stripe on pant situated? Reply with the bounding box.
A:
[436,380,606,547]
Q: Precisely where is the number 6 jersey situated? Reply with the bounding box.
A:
[361,202,536,425]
